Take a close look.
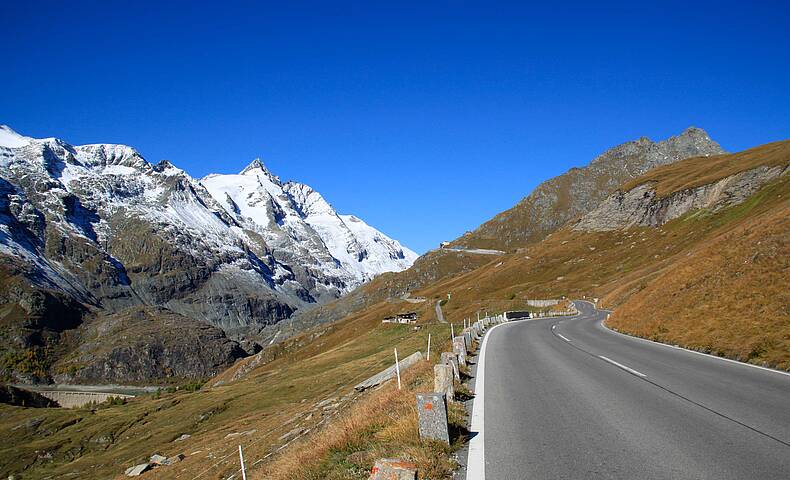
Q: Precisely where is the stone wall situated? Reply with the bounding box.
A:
[525,299,560,307]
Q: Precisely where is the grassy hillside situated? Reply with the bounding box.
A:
[607,177,790,369]
[0,290,464,479]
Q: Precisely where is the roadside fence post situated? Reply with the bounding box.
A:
[394,348,402,390]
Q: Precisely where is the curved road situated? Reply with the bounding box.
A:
[469,301,790,479]
[436,299,447,323]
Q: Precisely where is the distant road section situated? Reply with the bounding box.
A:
[444,247,504,255]
[435,300,447,323]
[470,301,790,479]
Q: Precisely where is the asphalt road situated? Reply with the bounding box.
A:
[436,299,447,323]
[474,301,790,479]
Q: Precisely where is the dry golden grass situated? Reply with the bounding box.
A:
[608,179,790,369]
[258,361,457,480]
[0,295,458,480]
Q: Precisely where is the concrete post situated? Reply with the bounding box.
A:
[452,336,467,366]
[440,352,460,380]
[434,364,454,400]
[416,393,450,444]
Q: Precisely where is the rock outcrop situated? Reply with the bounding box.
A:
[53,307,247,384]
[0,384,58,407]
[575,164,788,231]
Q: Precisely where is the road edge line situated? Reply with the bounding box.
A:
[575,300,790,379]
[466,320,508,480]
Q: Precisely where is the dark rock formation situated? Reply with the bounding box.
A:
[0,384,58,407]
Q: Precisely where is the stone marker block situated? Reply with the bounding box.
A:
[416,393,450,444]
[434,364,454,400]
[441,352,460,380]
[452,337,467,366]
[463,331,472,349]
[369,458,417,480]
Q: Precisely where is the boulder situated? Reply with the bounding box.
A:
[125,463,151,477]
[149,454,167,465]
[369,458,417,480]
[163,454,185,465]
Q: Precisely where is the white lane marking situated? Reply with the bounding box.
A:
[557,333,571,342]
[599,318,790,379]
[598,355,647,378]
[466,320,509,480]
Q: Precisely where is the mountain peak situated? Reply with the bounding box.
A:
[680,126,707,136]
[240,158,269,175]
[664,126,725,156]
[0,125,32,148]
[676,126,713,142]
[239,158,282,184]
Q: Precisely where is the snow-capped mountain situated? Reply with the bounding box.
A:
[201,159,416,285]
[0,125,417,337]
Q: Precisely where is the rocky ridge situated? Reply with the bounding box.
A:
[452,127,726,250]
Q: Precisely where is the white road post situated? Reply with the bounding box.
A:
[450,323,455,340]
[427,333,432,361]
[394,348,402,390]
[239,445,247,480]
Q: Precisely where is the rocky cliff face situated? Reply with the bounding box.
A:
[453,127,725,250]
[0,125,417,383]
[55,307,247,384]
[574,164,788,231]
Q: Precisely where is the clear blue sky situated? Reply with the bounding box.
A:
[2,1,788,253]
